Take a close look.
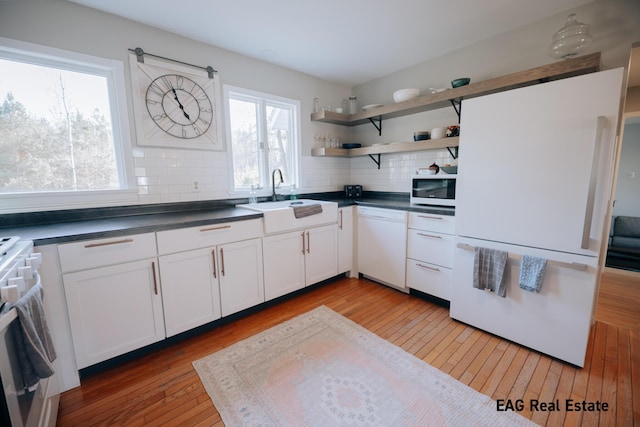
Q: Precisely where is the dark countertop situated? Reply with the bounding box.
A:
[0,192,453,246]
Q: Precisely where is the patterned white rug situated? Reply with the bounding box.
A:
[193,306,536,426]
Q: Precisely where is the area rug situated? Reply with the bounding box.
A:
[193,306,536,426]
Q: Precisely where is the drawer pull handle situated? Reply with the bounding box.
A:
[220,248,225,276]
[306,231,310,254]
[84,238,133,248]
[339,209,343,230]
[301,232,306,254]
[417,263,440,272]
[199,225,232,232]
[151,261,158,295]
[212,250,217,279]
[417,215,442,220]
[417,232,442,239]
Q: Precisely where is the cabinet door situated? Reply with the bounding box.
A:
[338,207,353,274]
[263,231,305,301]
[218,238,265,316]
[305,224,338,285]
[158,248,221,337]
[63,259,165,369]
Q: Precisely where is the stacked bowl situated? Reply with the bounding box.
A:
[413,131,430,141]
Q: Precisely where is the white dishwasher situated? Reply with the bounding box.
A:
[357,206,408,291]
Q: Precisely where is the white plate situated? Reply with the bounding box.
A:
[362,104,383,110]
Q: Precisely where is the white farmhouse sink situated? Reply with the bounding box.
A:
[237,199,338,234]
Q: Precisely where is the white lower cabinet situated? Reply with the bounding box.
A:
[405,212,455,301]
[337,207,353,275]
[159,237,264,336]
[59,233,165,369]
[263,224,338,301]
[158,247,221,337]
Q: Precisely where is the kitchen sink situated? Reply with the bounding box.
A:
[237,199,338,234]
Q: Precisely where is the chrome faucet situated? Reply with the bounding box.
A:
[271,168,283,201]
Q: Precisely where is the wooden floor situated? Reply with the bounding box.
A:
[57,271,640,426]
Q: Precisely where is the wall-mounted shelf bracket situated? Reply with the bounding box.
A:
[447,146,459,159]
[368,154,381,169]
[368,117,382,136]
[450,99,462,123]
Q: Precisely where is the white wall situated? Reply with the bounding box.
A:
[613,121,640,216]
[0,0,352,206]
[348,0,640,193]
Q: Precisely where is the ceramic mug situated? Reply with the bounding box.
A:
[431,127,447,139]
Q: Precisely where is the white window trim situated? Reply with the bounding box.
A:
[223,84,301,197]
[0,37,136,214]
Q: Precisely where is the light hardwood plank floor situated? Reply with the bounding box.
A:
[57,272,640,426]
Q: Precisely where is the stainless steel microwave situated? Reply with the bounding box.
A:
[411,175,457,206]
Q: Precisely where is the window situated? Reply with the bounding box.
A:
[224,85,299,194]
[0,37,134,212]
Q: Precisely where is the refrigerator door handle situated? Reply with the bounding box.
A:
[581,116,606,250]
[456,243,588,271]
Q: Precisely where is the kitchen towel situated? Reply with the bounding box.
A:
[519,255,547,293]
[11,277,57,390]
[473,247,509,297]
[292,204,323,218]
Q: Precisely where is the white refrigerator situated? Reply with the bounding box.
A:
[450,68,624,367]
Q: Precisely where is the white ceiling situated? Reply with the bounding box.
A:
[69,0,595,86]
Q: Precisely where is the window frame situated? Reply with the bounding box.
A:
[223,84,300,197]
[0,37,136,214]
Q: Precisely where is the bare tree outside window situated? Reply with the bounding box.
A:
[0,58,119,193]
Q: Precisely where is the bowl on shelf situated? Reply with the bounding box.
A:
[440,165,458,174]
[451,78,471,88]
[431,127,447,139]
[393,88,420,103]
[417,168,437,175]
[413,131,430,141]
[342,143,362,149]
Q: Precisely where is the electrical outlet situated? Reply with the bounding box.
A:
[193,181,199,191]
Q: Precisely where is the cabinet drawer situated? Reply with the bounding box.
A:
[58,233,157,273]
[408,212,455,234]
[156,219,262,255]
[406,259,451,301]
[407,229,454,268]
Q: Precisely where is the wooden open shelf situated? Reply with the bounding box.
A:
[310,52,601,127]
[311,137,459,157]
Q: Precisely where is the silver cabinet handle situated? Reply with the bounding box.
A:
[151,261,158,295]
[301,232,306,254]
[417,215,442,220]
[339,209,343,230]
[581,116,605,250]
[220,248,225,277]
[200,225,231,232]
[84,238,133,248]
[211,249,217,279]
[416,263,440,272]
[306,231,310,254]
[417,232,442,239]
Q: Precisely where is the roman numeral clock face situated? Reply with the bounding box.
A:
[128,53,222,150]
[146,74,213,139]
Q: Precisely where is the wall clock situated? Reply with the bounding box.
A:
[129,53,223,150]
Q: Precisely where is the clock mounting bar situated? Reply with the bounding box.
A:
[128,47,217,78]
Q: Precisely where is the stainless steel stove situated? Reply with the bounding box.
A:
[0,237,59,427]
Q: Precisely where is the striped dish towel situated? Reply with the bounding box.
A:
[473,247,509,297]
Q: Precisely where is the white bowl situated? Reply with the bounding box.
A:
[393,88,420,103]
